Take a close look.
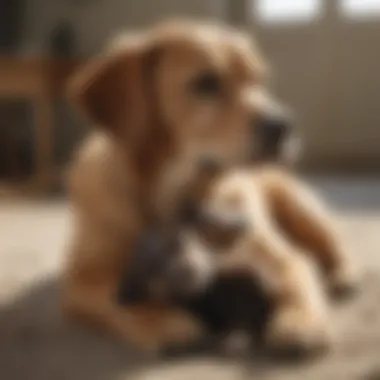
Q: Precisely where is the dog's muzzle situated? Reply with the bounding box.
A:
[253,107,301,164]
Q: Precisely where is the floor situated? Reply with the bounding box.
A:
[1,177,380,380]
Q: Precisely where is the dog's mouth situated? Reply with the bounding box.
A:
[281,133,302,164]
[254,132,302,166]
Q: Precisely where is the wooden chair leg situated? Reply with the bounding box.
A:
[34,94,53,193]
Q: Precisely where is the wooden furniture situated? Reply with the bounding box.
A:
[0,56,82,194]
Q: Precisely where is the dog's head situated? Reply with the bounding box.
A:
[69,20,297,178]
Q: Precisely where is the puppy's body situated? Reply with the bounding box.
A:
[117,224,275,351]
[64,19,357,353]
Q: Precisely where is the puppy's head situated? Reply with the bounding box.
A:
[69,20,297,176]
[117,207,248,306]
[117,228,217,305]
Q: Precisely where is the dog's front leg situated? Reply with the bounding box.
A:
[217,182,331,358]
[62,227,203,353]
[259,167,358,296]
[236,232,331,358]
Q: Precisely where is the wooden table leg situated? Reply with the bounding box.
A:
[34,94,53,193]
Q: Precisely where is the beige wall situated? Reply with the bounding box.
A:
[22,0,227,56]
[248,0,380,172]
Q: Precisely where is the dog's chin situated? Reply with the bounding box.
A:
[283,134,303,164]
[256,135,302,167]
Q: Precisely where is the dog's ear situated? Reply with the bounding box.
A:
[68,33,159,143]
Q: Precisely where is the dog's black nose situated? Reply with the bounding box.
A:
[257,112,292,144]
[253,109,293,159]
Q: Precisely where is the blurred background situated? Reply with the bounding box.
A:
[1,2,380,380]
[0,0,380,196]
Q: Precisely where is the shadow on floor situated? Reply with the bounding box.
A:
[1,225,380,380]
[307,177,380,212]
[0,278,264,380]
[0,278,159,380]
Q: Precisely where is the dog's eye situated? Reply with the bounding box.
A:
[191,71,222,98]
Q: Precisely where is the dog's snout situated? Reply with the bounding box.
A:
[251,105,294,161]
[256,111,292,143]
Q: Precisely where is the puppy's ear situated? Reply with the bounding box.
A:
[68,33,159,142]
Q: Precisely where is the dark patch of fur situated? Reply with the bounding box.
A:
[178,272,275,346]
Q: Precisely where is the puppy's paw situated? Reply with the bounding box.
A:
[327,264,360,300]
[266,308,331,360]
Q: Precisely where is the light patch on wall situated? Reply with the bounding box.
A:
[341,0,380,19]
[253,0,321,24]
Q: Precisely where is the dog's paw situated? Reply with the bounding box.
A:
[265,308,331,360]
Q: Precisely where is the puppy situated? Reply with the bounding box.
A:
[116,215,275,354]
[64,19,356,353]
[117,162,335,358]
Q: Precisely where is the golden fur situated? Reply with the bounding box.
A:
[63,20,356,353]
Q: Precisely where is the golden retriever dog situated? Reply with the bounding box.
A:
[63,19,356,354]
